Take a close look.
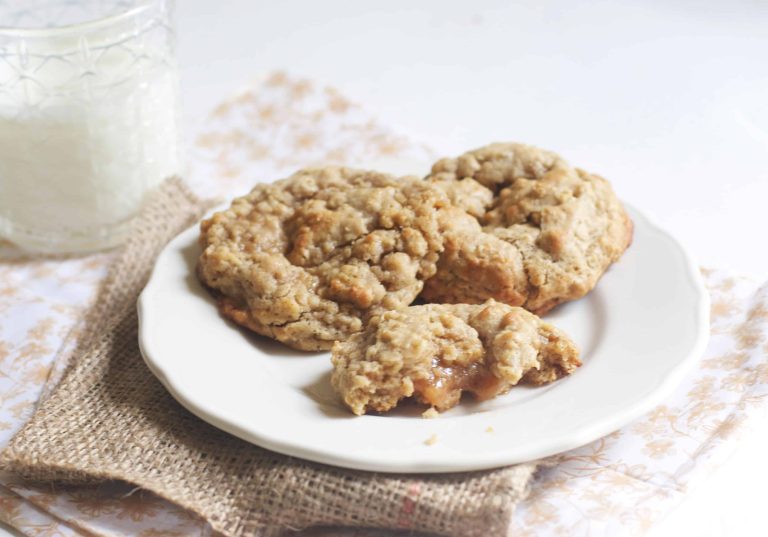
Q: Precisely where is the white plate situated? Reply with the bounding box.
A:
[138,204,709,473]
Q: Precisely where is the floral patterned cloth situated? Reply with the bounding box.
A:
[0,72,766,537]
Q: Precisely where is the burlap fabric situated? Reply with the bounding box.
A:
[0,179,538,537]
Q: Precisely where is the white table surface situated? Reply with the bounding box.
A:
[3,1,766,536]
[174,2,768,536]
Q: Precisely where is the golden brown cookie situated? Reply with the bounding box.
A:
[197,167,490,351]
[331,299,580,415]
[422,143,634,314]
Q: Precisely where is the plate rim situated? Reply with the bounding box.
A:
[137,203,710,473]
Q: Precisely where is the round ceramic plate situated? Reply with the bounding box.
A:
[138,204,709,473]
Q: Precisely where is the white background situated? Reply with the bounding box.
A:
[4,1,766,536]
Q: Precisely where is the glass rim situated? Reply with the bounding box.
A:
[0,1,160,38]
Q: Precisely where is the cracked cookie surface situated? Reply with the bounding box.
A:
[331,299,580,415]
[423,143,634,314]
[197,167,488,350]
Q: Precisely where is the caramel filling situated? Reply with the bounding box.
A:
[413,360,508,411]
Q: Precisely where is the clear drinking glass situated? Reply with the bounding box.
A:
[0,0,181,253]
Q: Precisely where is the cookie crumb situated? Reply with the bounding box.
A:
[422,407,439,419]
[485,426,495,433]
[424,434,439,446]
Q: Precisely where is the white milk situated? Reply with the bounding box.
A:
[0,4,181,253]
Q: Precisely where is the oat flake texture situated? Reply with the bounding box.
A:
[424,142,633,314]
[198,167,490,351]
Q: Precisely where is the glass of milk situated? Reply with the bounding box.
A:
[0,0,182,253]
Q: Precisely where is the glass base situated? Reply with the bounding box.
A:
[0,215,133,254]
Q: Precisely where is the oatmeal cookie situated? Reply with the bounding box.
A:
[423,143,633,314]
[331,299,580,415]
[197,167,489,351]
